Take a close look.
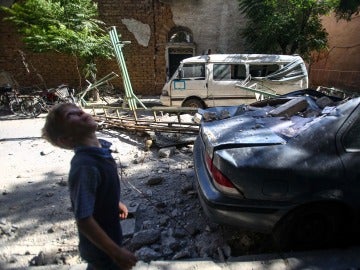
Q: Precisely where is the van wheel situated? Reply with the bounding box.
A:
[182,98,204,109]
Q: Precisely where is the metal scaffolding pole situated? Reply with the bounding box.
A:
[109,26,146,110]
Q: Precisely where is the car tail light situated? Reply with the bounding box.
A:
[205,152,241,196]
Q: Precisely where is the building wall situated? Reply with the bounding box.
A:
[0,1,359,95]
[97,0,247,95]
[310,14,360,92]
[0,0,173,95]
[96,0,174,95]
[0,0,246,96]
[0,9,79,90]
[168,0,246,55]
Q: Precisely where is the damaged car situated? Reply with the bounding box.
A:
[193,89,360,249]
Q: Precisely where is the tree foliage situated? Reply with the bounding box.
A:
[237,0,359,60]
[1,0,113,81]
[335,0,360,20]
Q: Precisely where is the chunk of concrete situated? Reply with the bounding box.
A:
[269,97,308,117]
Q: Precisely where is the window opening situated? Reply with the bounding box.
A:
[249,64,280,77]
[169,29,193,43]
[213,64,247,80]
[181,64,205,79]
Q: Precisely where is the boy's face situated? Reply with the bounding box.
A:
[61,105,98,137]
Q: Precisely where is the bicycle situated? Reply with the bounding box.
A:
[0,84,24,115]
[20,84,76,117]
[0,70,46,118]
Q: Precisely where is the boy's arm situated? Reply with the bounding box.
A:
[77,216,137,270]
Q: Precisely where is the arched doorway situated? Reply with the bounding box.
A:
[166,26,195,80]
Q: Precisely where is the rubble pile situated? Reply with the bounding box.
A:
[0,125,270,269]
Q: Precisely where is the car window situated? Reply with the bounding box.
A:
[343,115,360,151]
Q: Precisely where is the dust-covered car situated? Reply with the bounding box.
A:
[193,89,360,249]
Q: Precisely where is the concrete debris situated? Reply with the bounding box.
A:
[269,97,308,117]
[135,247,162,262]
[0,219,18,239]
[146,176,164,186]
[130,229,161,250]
[0,120,274,269]
[158,146,176,158]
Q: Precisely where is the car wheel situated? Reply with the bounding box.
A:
[272,203,347,250]
[182,98,204,109]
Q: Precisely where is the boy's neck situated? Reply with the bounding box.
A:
[75,134,101,148]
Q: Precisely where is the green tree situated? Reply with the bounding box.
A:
[335,0,360,20]
[1,0,113,86]
[237,0,359,60]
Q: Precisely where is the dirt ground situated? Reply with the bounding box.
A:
[0,111,275,270]
[1,115,76,268]
[0,113,148,269]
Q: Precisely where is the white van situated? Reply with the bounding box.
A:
[160,54,308,108]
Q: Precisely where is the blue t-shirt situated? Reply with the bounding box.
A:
[68,139,122,261]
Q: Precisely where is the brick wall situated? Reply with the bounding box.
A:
[2,2,359,95]
[310,69,360,92]
[0,9,79,90]
[90,0,175,96]
[309,14,360,92]
[0,0,174,96]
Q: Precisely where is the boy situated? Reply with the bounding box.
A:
[42,103,137,270]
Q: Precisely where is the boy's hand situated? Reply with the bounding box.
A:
[78,216,137,269]
[119,202,128,219]
[112,246,137,270]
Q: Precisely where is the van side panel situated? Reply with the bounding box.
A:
[206,63,255,106]
[167,62,208,106]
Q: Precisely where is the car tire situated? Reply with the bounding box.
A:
[272,203,347,251]
[182,98,204,109]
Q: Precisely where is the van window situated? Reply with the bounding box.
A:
[249,64,280,77]
[182,64,205,79]
[213,64,247,80]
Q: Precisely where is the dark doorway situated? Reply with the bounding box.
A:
[167,27,195,79]
[168,53,193,78]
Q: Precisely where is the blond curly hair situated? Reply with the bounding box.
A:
[41,103,78,149]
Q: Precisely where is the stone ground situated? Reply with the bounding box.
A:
[0,111,273,270]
